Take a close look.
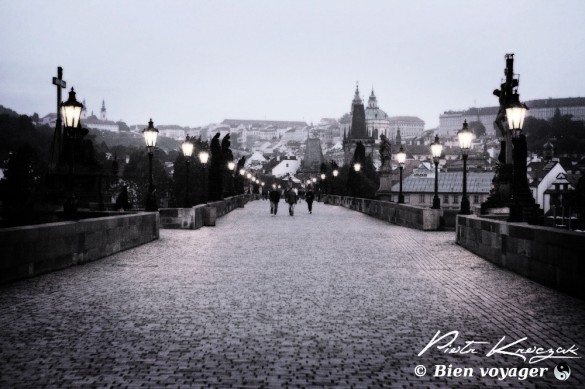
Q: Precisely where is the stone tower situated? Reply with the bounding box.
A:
[100,99,107,120]
[343,83,375,165]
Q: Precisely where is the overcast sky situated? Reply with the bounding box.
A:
[1,0,584,129]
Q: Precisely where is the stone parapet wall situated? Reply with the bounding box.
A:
[0,212,160,285]
[323,195,440,231]
[160,194,251,230]
[456,215,585,300]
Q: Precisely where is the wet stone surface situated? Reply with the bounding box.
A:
[1,200,584,388]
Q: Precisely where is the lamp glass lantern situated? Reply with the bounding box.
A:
[457,120,473,156]
[430,135,443,163]
[246,172,252,179]
[320,173,326,180]
[353,163,361,172]
[333,169,339,177]
[60,88,83,129]
[227,161,235,170]
[142,119,159,150]
[239,168,245,176]
[198,150,209,164]
[181,136,194,157]
[312,177,317,183]
[396,146,406,167]
[506,92,528,138]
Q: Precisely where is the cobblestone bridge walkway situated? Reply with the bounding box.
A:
[1,200,584,388]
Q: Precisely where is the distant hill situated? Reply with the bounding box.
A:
[0,105,19,117]
[87,128,180,153]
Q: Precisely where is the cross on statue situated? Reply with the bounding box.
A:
[52,66,66,121]
[49,67,67,169]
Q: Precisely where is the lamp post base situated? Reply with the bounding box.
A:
[460,197,472,215]
[432,195,441,210]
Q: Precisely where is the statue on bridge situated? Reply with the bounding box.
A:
[375,134,393,201]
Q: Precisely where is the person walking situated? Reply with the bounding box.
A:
[269,187,281,216]
[285,186,298,216]
[305,186,315,214]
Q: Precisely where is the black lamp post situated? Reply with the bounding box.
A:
[61,87,83,217]
[353,162,361,198]
[430,135,443,209]
[396,146,406,203]
[142,119,159,211]
[458,120,473,215]
[199,149,209,204]
[226,160,235,196]
[181,135,194,207]
[320,173,327,195]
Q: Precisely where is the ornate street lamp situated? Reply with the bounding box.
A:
[506,91,528,136]
[396,146,406,203]
[142,119,159,211]
[199,149,209,203]
[181,135,194,207]
[61,87,83,216]
[430,135,443,209]
[507,90,531,222]
[457,120,473,215]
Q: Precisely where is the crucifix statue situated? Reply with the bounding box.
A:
[49,66,66,170]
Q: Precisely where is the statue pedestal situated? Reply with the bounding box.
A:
[375,165,393,201]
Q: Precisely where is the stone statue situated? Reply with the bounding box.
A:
[379,134,392,167]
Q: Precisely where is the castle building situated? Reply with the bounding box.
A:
[438,97,585,138]
[81,99,118,132]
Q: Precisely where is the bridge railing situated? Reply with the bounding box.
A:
[0,211,159,285]
[159,194,253,229]
[322,195,441,231]
[456,214,585,300]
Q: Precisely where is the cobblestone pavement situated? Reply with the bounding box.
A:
[1,200,585,388]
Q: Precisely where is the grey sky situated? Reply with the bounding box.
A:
[1,0,584,129]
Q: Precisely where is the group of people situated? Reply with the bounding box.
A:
[269,186,315,216]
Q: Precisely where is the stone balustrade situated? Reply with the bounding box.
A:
[456,214,585,300]
[323,195,441,231]
[0,212,159,285]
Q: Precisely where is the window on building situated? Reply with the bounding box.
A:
[453,195,459,204]
[474,195,480,204]
[443,195,449,204]
[419,194,426,203]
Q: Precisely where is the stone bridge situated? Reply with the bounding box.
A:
[1,200,584,388]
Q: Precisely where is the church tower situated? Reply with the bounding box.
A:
[343,83,375,165]
[368,88,378,109]
[81,99,87,120]
[100,99,107,120]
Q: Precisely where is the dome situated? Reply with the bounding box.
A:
[365,107,389,121]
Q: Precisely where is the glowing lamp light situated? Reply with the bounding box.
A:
[457,120,473,156]
[198,150,209,164]
[142,119,159,150]
[430,135,443,163]
[181,136,194,157]
[396,146,406,167]
[61,87,83,128]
